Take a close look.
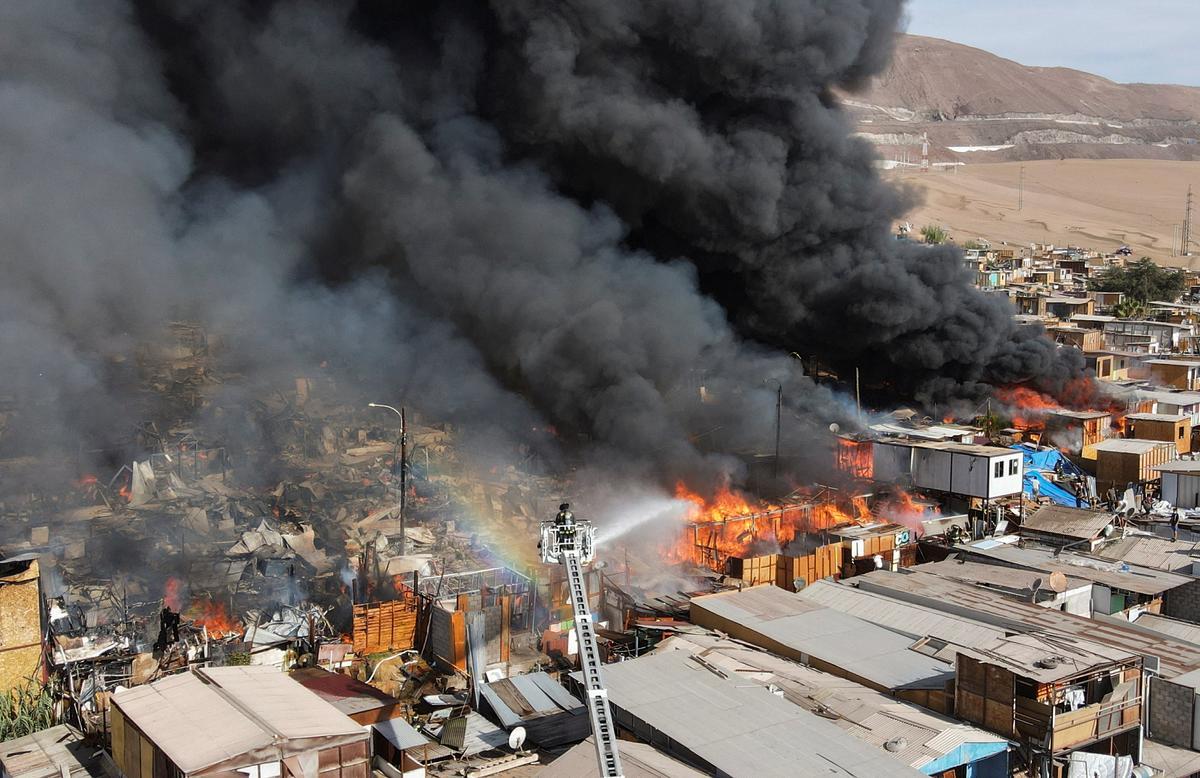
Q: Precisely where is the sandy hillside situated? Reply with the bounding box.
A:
[889,159,1200,266]
[843,35,1200,163]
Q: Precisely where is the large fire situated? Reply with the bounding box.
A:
[996,378,1127,433]
[994,386,1062,429]
[669,482,870,568]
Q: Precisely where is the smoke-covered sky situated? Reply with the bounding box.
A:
[0,0,1083,492]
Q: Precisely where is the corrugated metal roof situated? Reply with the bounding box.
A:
[593,649,925,777]
[479,672,583,729]
[956,543,1192,595]
[951,633,1136,683]
[795,580,1004,647]
[373,717,431,752]
[1132,614,1200,646]
[690,586,954,690]
[1093,439,1174,454]
[0,725,108,778]
[1094,535,1200,573]
[659,635,1007,772]
[1154,461,1200,474]
[1021,505,1114,539]
[851,571,1200,679]
[113,667,366,775]
[1127,413,1190,422]
[917,558,1090,593]
[536,737,708,778]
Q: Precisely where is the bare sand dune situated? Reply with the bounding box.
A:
[889,159,1200,267]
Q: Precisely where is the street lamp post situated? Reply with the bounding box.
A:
[368,402,407,556]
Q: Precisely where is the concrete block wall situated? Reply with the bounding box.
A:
[1149,676,1195,748]
[1164,579,1200,623]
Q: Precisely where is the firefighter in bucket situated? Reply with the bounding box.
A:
[554,502,577,548]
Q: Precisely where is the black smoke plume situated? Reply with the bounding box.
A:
[0,0,1080,494]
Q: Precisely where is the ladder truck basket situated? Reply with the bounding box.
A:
[539,519,596,564]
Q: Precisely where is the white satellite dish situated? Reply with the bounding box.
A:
[508,726,527,752]
[829,423,841,434]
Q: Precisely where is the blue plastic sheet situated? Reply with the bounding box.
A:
[1012,443,1086,507]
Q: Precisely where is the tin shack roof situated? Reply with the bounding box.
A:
[690,585,954,691]
[1021,505,1114,540]
[1093,534,1200,573]
[954,543,1192,596]
[592,649,924,777]
[951,633,1137,684]
[112,666,365,776]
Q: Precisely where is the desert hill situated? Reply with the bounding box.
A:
[844,35,1200,163]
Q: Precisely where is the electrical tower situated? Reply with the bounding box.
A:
[920,132,929,173]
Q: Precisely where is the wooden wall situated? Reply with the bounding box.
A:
[352,599,419,656]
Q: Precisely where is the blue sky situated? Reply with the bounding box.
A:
[903,0,1200,86]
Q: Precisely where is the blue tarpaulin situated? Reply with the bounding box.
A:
[1011,444,1086,507]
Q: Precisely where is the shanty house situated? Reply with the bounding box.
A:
[479,671,590,747]
[1156,461,1200,510]
[1092,438,1176,493]
[1146,359,1200,391]
[1044,410,1111,454]
[1047,325,1104,352]
[1127,413,1193,454]
[1138,390,1200,425]
[953,633,1143,776]
[110,665,369,778]
[1103,319,1192,352]
[874,441,1023,499]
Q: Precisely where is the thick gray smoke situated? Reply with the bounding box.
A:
[0,0,1079,492]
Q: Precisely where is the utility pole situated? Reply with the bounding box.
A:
[399,407,408,557]
[774,382,782,480]
[1017,166,1025,212]
[1184,185,1194,257]
[855,367,862,423]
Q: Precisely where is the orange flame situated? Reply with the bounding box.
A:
[875,489,939,535]
[190,598,242,639]
[668,483,870,569]
[835,437,873,479]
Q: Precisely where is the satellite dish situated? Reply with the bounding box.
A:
[793,579,807,592]
[508,726,527,752]
[1048,571,1069,593]
[829,423,841,434]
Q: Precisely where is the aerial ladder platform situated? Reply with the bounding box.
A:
[539,504,623,778]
